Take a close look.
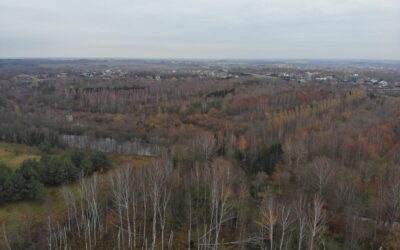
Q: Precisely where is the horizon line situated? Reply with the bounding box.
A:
[1,57,400,63]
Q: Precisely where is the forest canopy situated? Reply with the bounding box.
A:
[0,59,400,249]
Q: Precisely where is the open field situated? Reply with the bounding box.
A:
[0,142,40,170]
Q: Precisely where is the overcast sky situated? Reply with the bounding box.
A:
[0,0,399,59]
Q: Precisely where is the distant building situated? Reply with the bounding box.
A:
[356,79,365,84]
[281,73,291,81]
[379,81,388,88]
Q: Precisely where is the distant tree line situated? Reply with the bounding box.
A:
[0,150,110,203]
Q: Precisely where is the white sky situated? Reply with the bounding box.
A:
[0,0,399,59]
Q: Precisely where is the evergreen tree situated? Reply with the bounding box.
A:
[17,160,45,200]
[245,143,284,175]
[41,155,79,185]
[91,151,111,170]
[0,163,12,202]
[6,173,25,201]
[70,150,94,175]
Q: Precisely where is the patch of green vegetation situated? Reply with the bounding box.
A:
[0,199,45,219]
[0,176,84,220]
[0,146,149,221]
[325,238,350,250]
[0,141,40,170]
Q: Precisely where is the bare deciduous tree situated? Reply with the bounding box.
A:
[308,195,325,250]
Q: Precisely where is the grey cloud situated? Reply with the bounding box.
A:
[0,0,399,59]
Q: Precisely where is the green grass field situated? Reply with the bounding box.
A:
[0,141,41,170]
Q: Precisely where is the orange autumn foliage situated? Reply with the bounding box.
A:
[237,135,248,154]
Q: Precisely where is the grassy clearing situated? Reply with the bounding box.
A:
[0,141,40,170]
[0,200,45,219]
[110,153,154,168]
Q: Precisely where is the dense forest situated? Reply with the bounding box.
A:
[0,59,400,249]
